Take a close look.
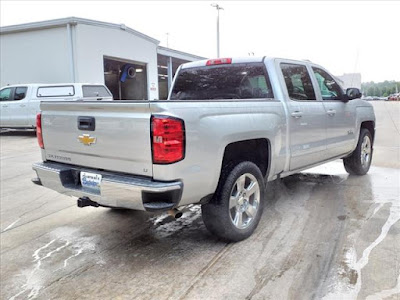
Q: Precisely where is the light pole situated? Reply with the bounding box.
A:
[211,3,223,57]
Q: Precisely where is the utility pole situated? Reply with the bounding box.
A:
[211,3,223,57]
[166,32,169,48]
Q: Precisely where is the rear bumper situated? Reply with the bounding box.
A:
[32,162,183,211]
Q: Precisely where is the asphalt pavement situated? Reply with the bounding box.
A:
[1,101,399,300]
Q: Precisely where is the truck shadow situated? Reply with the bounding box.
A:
[96,169,370,258]
[102,169,368,244]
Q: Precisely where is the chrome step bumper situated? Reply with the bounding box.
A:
[32,162,182,211]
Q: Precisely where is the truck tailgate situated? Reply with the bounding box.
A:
[40,101,153,177]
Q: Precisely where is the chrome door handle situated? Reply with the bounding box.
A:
[327,109,336,116]
[20,104,26,107]
[291,111,303,118]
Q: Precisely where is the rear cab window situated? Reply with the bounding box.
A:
[37,85,75,97]
[82,85,112,98]
[171,62,274,100]
[280,63,316,101]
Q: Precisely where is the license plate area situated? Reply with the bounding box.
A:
[80,171,102,193]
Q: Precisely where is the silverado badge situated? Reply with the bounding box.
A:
[78,134,96,146]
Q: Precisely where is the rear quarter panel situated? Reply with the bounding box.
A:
[150,100,287,206]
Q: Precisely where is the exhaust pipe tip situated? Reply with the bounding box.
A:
[168,208,183,219]
[77,197,99,208]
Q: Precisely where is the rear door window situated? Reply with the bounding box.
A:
[37,85,75,97]
[14,87,28,100]
[0,88,13,101]
[82,85,112,98]
[171,63,274,100]
[280,63,316,100]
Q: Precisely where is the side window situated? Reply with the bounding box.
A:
[312,67,343,100]
[281,63,316,100]
[0,88,12,101]
[82,85,112,98]
[14,87,28,100]
[37,86,75,97]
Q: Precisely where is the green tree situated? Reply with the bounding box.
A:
[367,86,374,96]
[361,80,400,96]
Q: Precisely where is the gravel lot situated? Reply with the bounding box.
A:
[1,101,399,300]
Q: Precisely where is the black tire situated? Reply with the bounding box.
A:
[343,128,373,175]
[201,161,265,242]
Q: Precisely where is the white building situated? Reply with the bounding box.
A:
[336,73,362,90]
[0,17,204,100]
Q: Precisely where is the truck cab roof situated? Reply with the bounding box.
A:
[1,83,107,89]
[180,56,319,70]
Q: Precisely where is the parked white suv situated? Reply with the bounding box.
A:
[0,83,113,129]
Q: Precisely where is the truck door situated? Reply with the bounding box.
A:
[311,67,356,157]
[7,86,30,126]
[279,62,328,170]
[0,87,14,127]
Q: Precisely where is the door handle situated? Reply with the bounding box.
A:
[20,104,26,107]
[291,111,303,118]
[2,105,8,108]
[78,116,96,131]
[327,109,336,116]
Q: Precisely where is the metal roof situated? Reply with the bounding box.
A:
[0,17,160,44]
[157,46,206,61]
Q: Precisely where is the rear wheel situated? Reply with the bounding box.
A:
[343,128,373,175]
[202,161,265,242]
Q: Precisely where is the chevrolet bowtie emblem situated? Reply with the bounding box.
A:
[78,134,96,146]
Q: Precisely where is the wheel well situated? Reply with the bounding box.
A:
[361,121,375,142]
[221,139,270,177]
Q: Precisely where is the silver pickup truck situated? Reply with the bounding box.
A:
[32,57,375,241]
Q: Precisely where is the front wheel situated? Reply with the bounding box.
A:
[201,161,265,242]
[343,128,373,175]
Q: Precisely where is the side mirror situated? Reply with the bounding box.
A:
[345,88,362,100]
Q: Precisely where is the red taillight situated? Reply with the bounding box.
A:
[206,58,232,66]
[151,116,185,164]
[36,113,44,149]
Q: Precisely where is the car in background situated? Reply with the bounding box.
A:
[389,93,400,101]
[0,83,113,129]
